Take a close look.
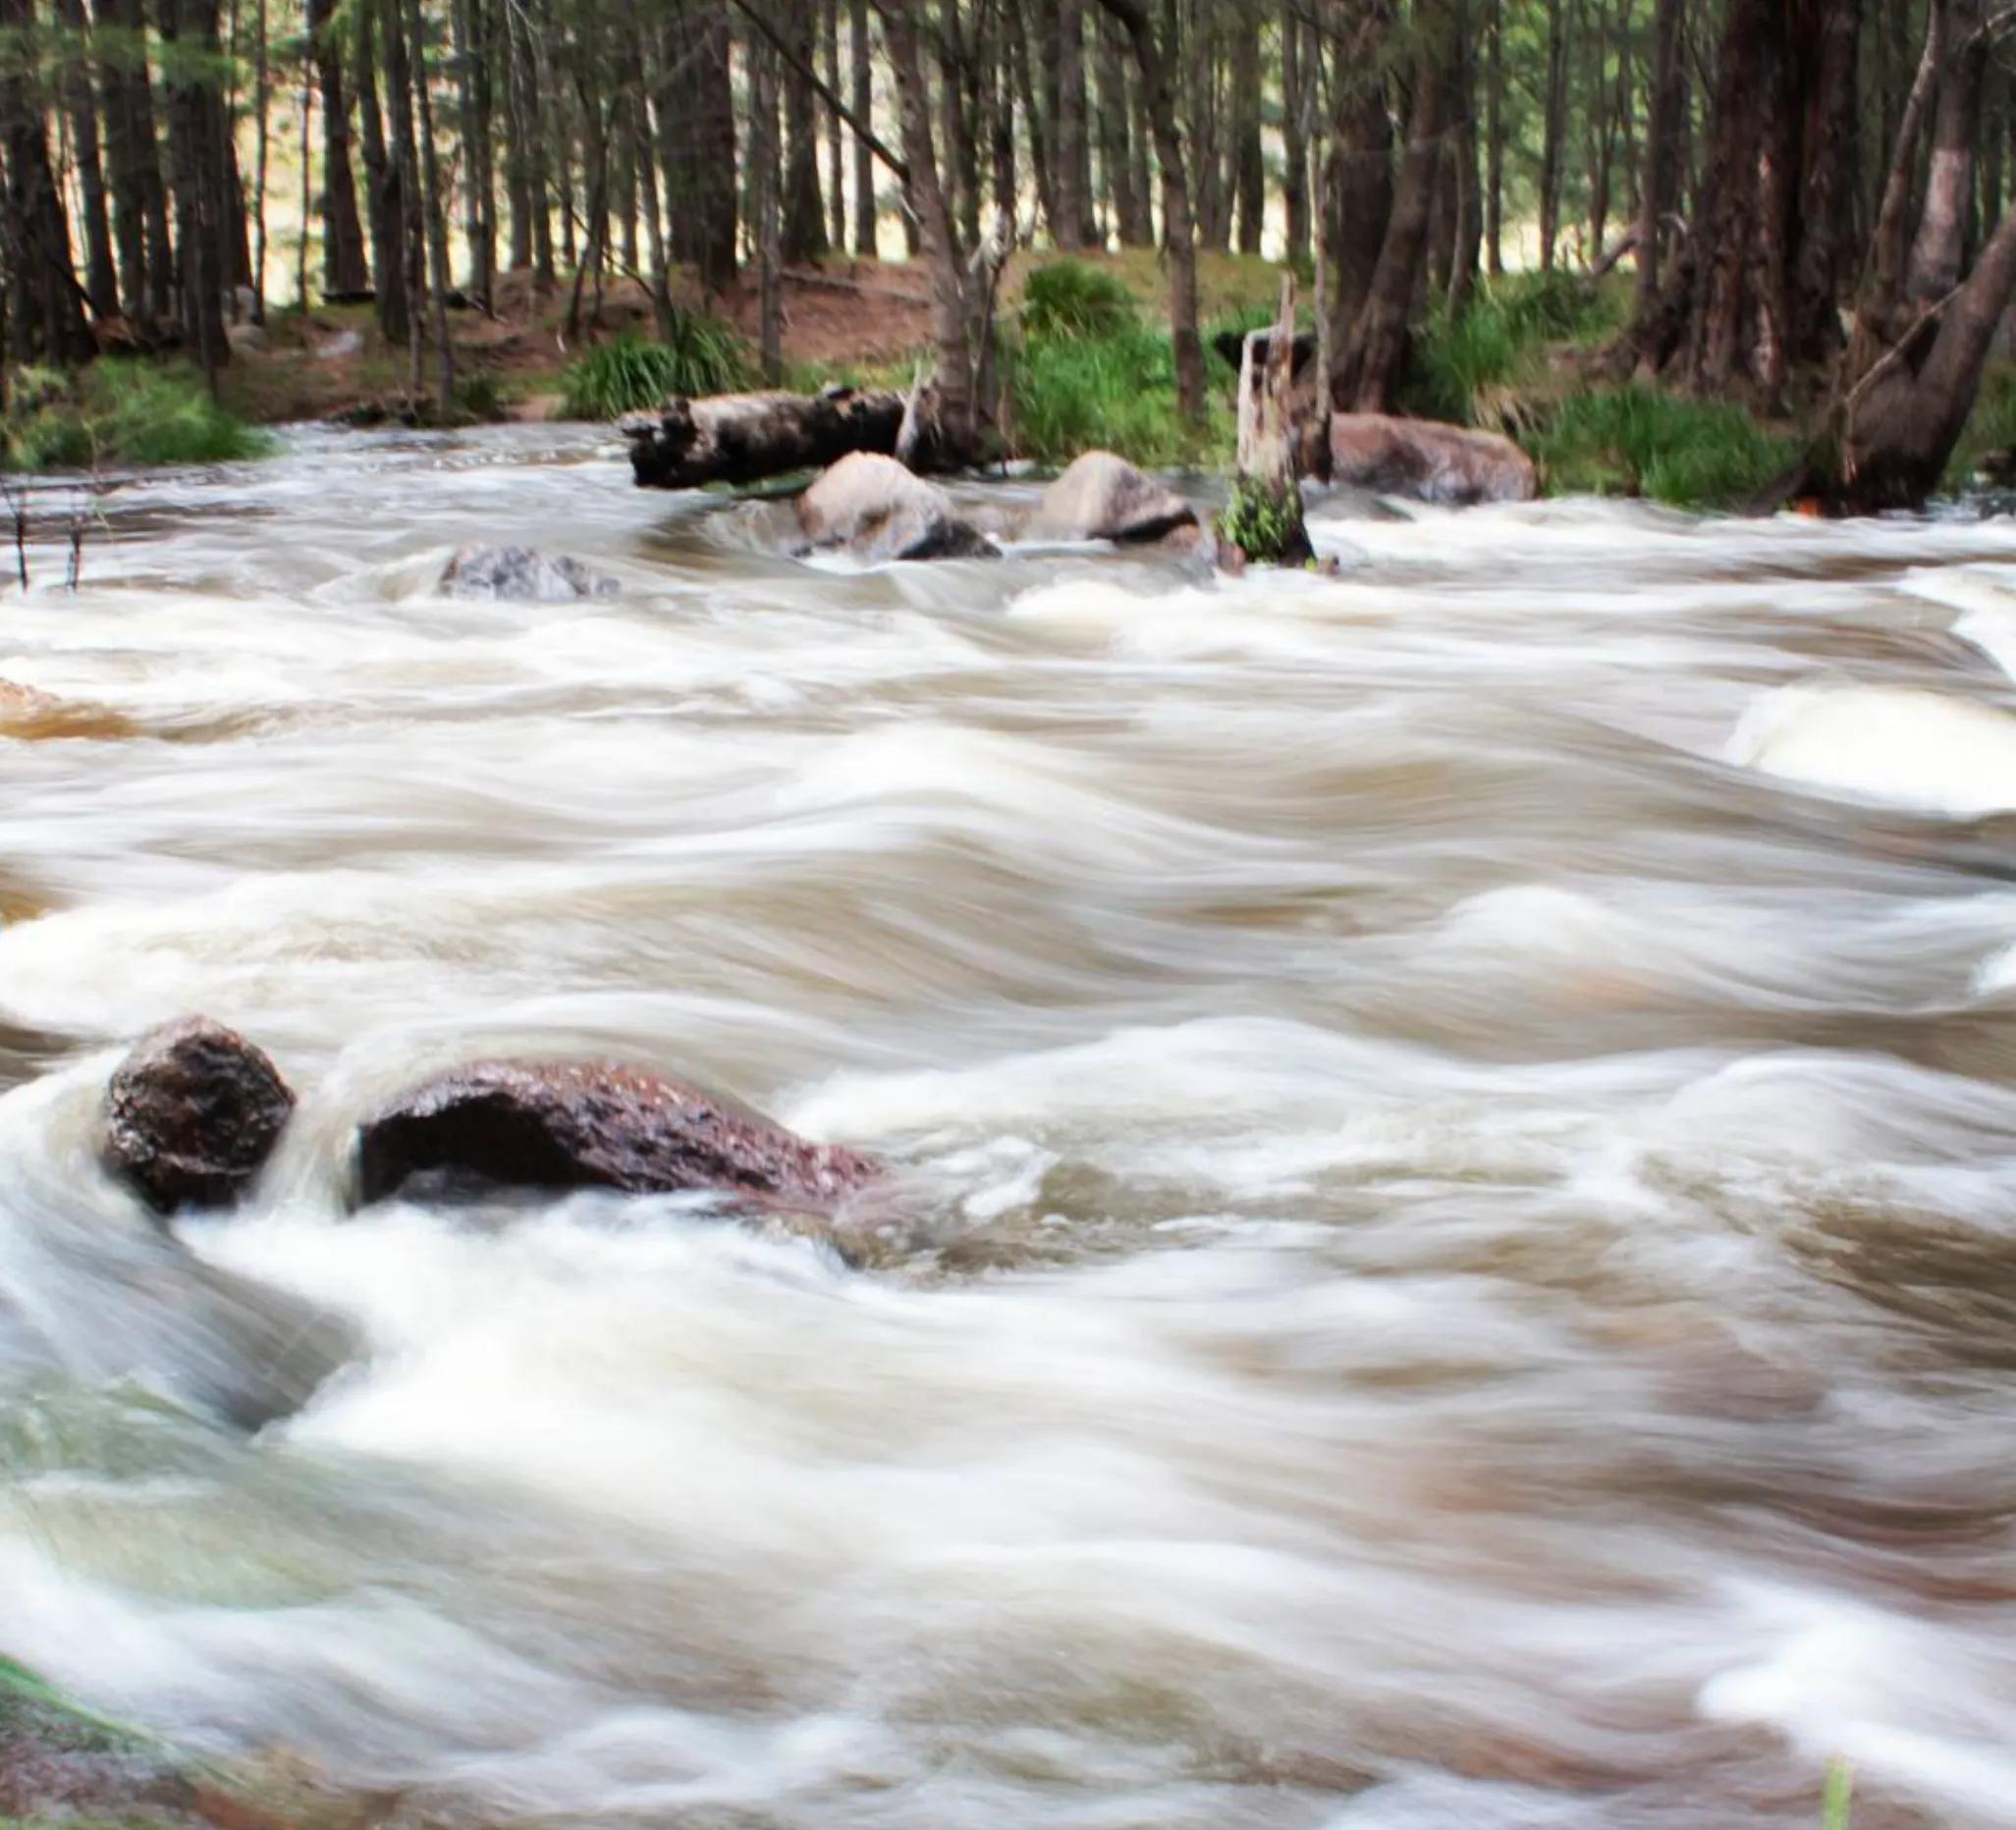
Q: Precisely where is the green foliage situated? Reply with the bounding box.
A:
[2,362,272,471]
[1020,259,1139,343]
[1521,384,1799,510]
[1218,476,1305,563]
[1402,271,1625,427]
[1823,1760,1854,1830]
[1003,324,1231,469]
[560,314,751,419]
[1944,362,2016,491]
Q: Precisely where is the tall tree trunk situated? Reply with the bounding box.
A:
[96,0,170,324]
[1537,0,1567,268]
[0,0,94,361]
[52,0,118,315]
[250,0,270,318]
[1485,0,1503,272]
[1280,4,1309,267]
[1095,0,1204,420]
[451,0,495,304]
[1007,0,1059,237]
[404,0,452,413]
[750,36,782,381]
[156,0,234,376]
[1633,0,1684,321]
[876,0,977,454]
[355,0,410,341]
[379,0,421,385]
[1099,10,1150,243]
[1230,8,1263,254]
[667,1,736,291]
[1327,0,1393,377]
[851,0,876,252]
[1907,0,1987,302]
[781,4,827,262]
[1338,0,1451,410]
[824,0,846,249]
[1055,0,1090,244]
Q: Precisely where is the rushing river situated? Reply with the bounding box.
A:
[6,425,2016,1829]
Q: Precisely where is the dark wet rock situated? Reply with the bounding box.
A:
[103,1017,296,1217]
[795,452,995,563]
[439,543,621,602]
[355,1058,883,1214]
[1327,412,1538,507]
[1027,450,1199,544]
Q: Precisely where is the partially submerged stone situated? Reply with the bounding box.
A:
[795,452,994,563]
[1026,450,1199,544]
[1328,413,1537,507]
[355,1058,883,1215]
[103,1016,297,1217]
[440,543,620,602]
[0,679,137,740]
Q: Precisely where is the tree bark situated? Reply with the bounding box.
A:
[1055,0,1091,244]
[1230,11,1264,255]
[1326,0,1393,382]
[1094,0,1204,421]
[781,3,828,261]
[354,0,409,342]
[1538,0,1567,268]
[851,0,876,253]
[0,0,94,362]
[51,0,119,316]
[1633,0,1683,322]
[1907,0,1987,302]
[1280,4,1309,267]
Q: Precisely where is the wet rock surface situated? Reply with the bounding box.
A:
[356,1058,884,1213]
[1026,450,1200,544]
[795,452,995,563]
[103,1016,297,1216]
[1328,412,1538,506]
[439,543,621,601]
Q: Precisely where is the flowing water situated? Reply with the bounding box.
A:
[6,426,2016,1830]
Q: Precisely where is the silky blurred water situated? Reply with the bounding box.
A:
[4,425,2016,1829]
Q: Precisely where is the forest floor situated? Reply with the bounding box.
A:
[213,248,1289,429]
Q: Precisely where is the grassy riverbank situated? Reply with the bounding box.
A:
[8,250,2012,511]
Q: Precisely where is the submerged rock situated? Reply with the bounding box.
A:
[795,452,995,563]
[1327,413,1537,507]
[439,543,621,602]
[1027,450,1199,544]
[0,679,138,740]
[103,1016,297,1217]
[355,1058,883,1214]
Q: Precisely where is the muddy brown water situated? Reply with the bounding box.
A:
[4,425,2016,1829]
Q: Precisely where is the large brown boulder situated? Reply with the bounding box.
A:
[1026,450,1199,544]
[1328,413,1538,507]
[355,1059,882,1214]
[796,452,995,563]
[103,1016,297,1216]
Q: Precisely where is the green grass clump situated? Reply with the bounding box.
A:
[560,312,751,419]
[1521,384,1798,510]
[1943,361,2016,491]
[2,360,271,471]
[1020,259,1139,343]
[1004,324,1232,468]
[1402,270,1626,427]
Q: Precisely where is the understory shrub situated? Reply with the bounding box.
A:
[1521,384,1798,510]
[1019,259,1139,342]
[2,360,271,471]
[1402,271,1626,428]
[561,312,751,419]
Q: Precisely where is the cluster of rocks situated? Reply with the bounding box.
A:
[102,1015,882,1226]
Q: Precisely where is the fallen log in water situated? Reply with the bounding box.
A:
[624,385,950,490]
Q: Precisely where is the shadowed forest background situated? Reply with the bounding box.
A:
[4,0,2016,508]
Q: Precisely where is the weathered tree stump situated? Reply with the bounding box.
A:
[1220,275,1315,567]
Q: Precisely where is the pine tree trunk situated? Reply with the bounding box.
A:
[1327,0,1392,378]
[1008,0,1059,239]
[451,0,495,304]
[781,5,827,262]
[1230,17,1263,254]
[1280,6,1309,268]
[355,0,410,342]
[1538,0,1566,268]
[404,0,452,413]
[96,0,160,319]
[1907,0,1987,302]
[1096,0,1203,420]
[1633,0,1683,322]
[1484,0,1503,273]
[850,0,875,252]
[1054,0,1088,245]
[51,0,118,315]
[250,0,269,318]
[156,0,233,376]
[0,0,93,361]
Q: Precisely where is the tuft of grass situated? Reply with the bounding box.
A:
[1402,271,1625,428]
[1521,383,1798,510]
[1944,361,2016,492]
[2,361,271,471]
[1823,1758,1853,1830]
[1020,259,1139,343]
[560,312,751,419]
[1003,323,1232,469]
